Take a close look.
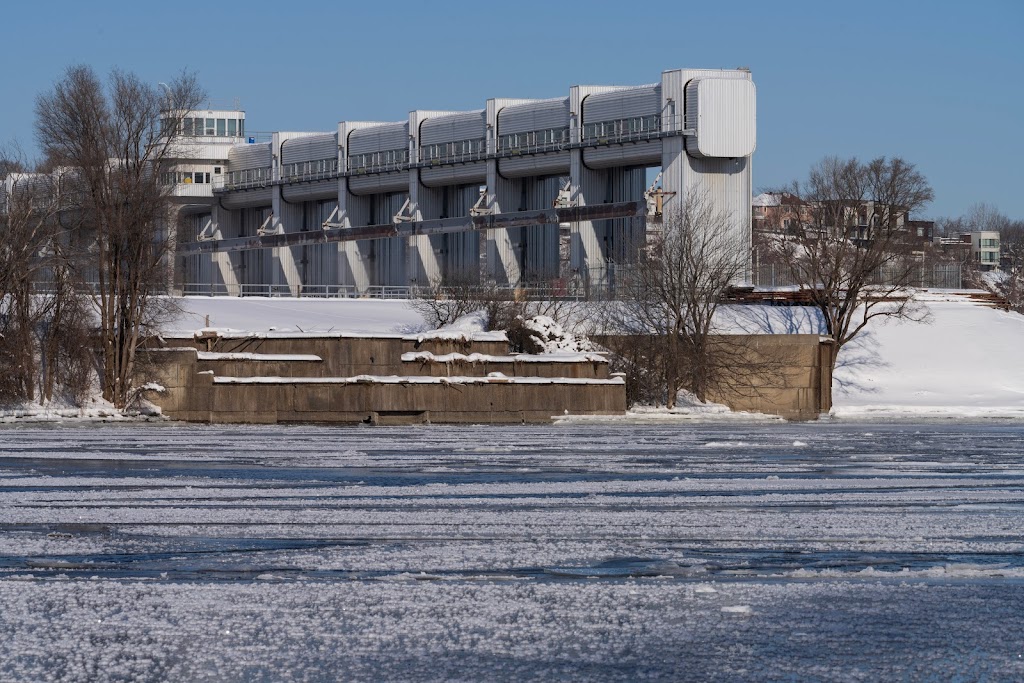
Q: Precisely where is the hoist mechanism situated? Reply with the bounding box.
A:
[196,218,218,242]
[552,178,572,209]
[256,213,281,236]
[392,198,416,223]
[468,186,491,217]
[320,205,340,231]
[644,171,675,218]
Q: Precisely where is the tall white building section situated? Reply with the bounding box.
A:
[171,68,756,296]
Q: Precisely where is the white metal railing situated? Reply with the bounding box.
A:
[170,183,215,198]
[182,283,238,297]
[240,284,294,297]
[582,114,668,144]
[419,138,488,164]
[216,166,273,191]
[496,128,570,156]
[297,284,359,298]
[348,148,410,174]
[209,117,693,195]
[180,282,597,300]
[282,158,340,183]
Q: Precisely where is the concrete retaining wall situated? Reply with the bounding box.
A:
[705,334,832,420]
[147,344,625,424]
[147,332,830,424]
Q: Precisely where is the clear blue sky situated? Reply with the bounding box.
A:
[1,0,1021,219]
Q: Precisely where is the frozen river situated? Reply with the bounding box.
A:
[1,421,1023,681]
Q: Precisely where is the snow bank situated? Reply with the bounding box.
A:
[828,296,1024,419]
[195,352,322,362]
[412,312,508,344]
[213,375,624,386]
[718,292,1024,420]
[165,297,425,336]
[521,315,597,353]
[401,351,606,364]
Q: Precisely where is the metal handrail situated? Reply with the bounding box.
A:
[282,159,340,183]
[209,115,692,194]
[216,167,273,191]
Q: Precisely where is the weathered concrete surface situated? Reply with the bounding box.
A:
[705,334,833,421]
[145,342,624,424]
[146,332,829,424]
[161,335,509,377]
[593,333,832,421]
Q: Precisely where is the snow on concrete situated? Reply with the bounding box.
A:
[411,311,508,344]
[522,315,598,353]
[167,292,1024,419]
[401,351,607,364]
[213,375,624,386]
[195,351,322,362]
[9,291,1020,422]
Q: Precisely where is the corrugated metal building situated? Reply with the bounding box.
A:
[172,67,756,296]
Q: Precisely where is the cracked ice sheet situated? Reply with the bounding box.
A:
[2,422,1024,680]
[2,580,1024,682]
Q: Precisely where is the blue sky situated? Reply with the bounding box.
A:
[1,0,1021,219]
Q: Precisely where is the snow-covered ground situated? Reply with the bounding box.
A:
[167,296,424,336]
[169,292,1024,420]
[723,291,1024,418]
[830,294,1024,418]
[1,423,1023,681]
[7,293,1019,422]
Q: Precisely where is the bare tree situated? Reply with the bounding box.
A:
[34,66,203,408]
[964,202,1012,234]
[0,150,94,406]
[1,160,57,402]
[767,156,934,400]
[1002,220,1024,274]
[967,217,1024,313]
[408,274,591,353]
[602,192,752,407]
[408,275,499,329]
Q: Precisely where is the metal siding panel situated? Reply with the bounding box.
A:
[281,134,337,164]
[419,163,487,187]
[685,78,756,158]
[281,179,339,203]
[582,141,662,169]
[522,176,561,279]
[497,153,570,178]
[227,142,271,170]
[582,85,660,123]
[348,172,411,195]
[219,187,273,209]
[349,123,408,155]
[497,98,570,134]
[420,111,485,145]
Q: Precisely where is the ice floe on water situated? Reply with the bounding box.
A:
[2,422,1024,681]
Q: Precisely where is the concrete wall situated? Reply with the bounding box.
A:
[146,341,623,424]
[705,334,832,421]
[148,332,829,423]
[596,332,832,420]
[157,373,625,425]
[167,335,510,376]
